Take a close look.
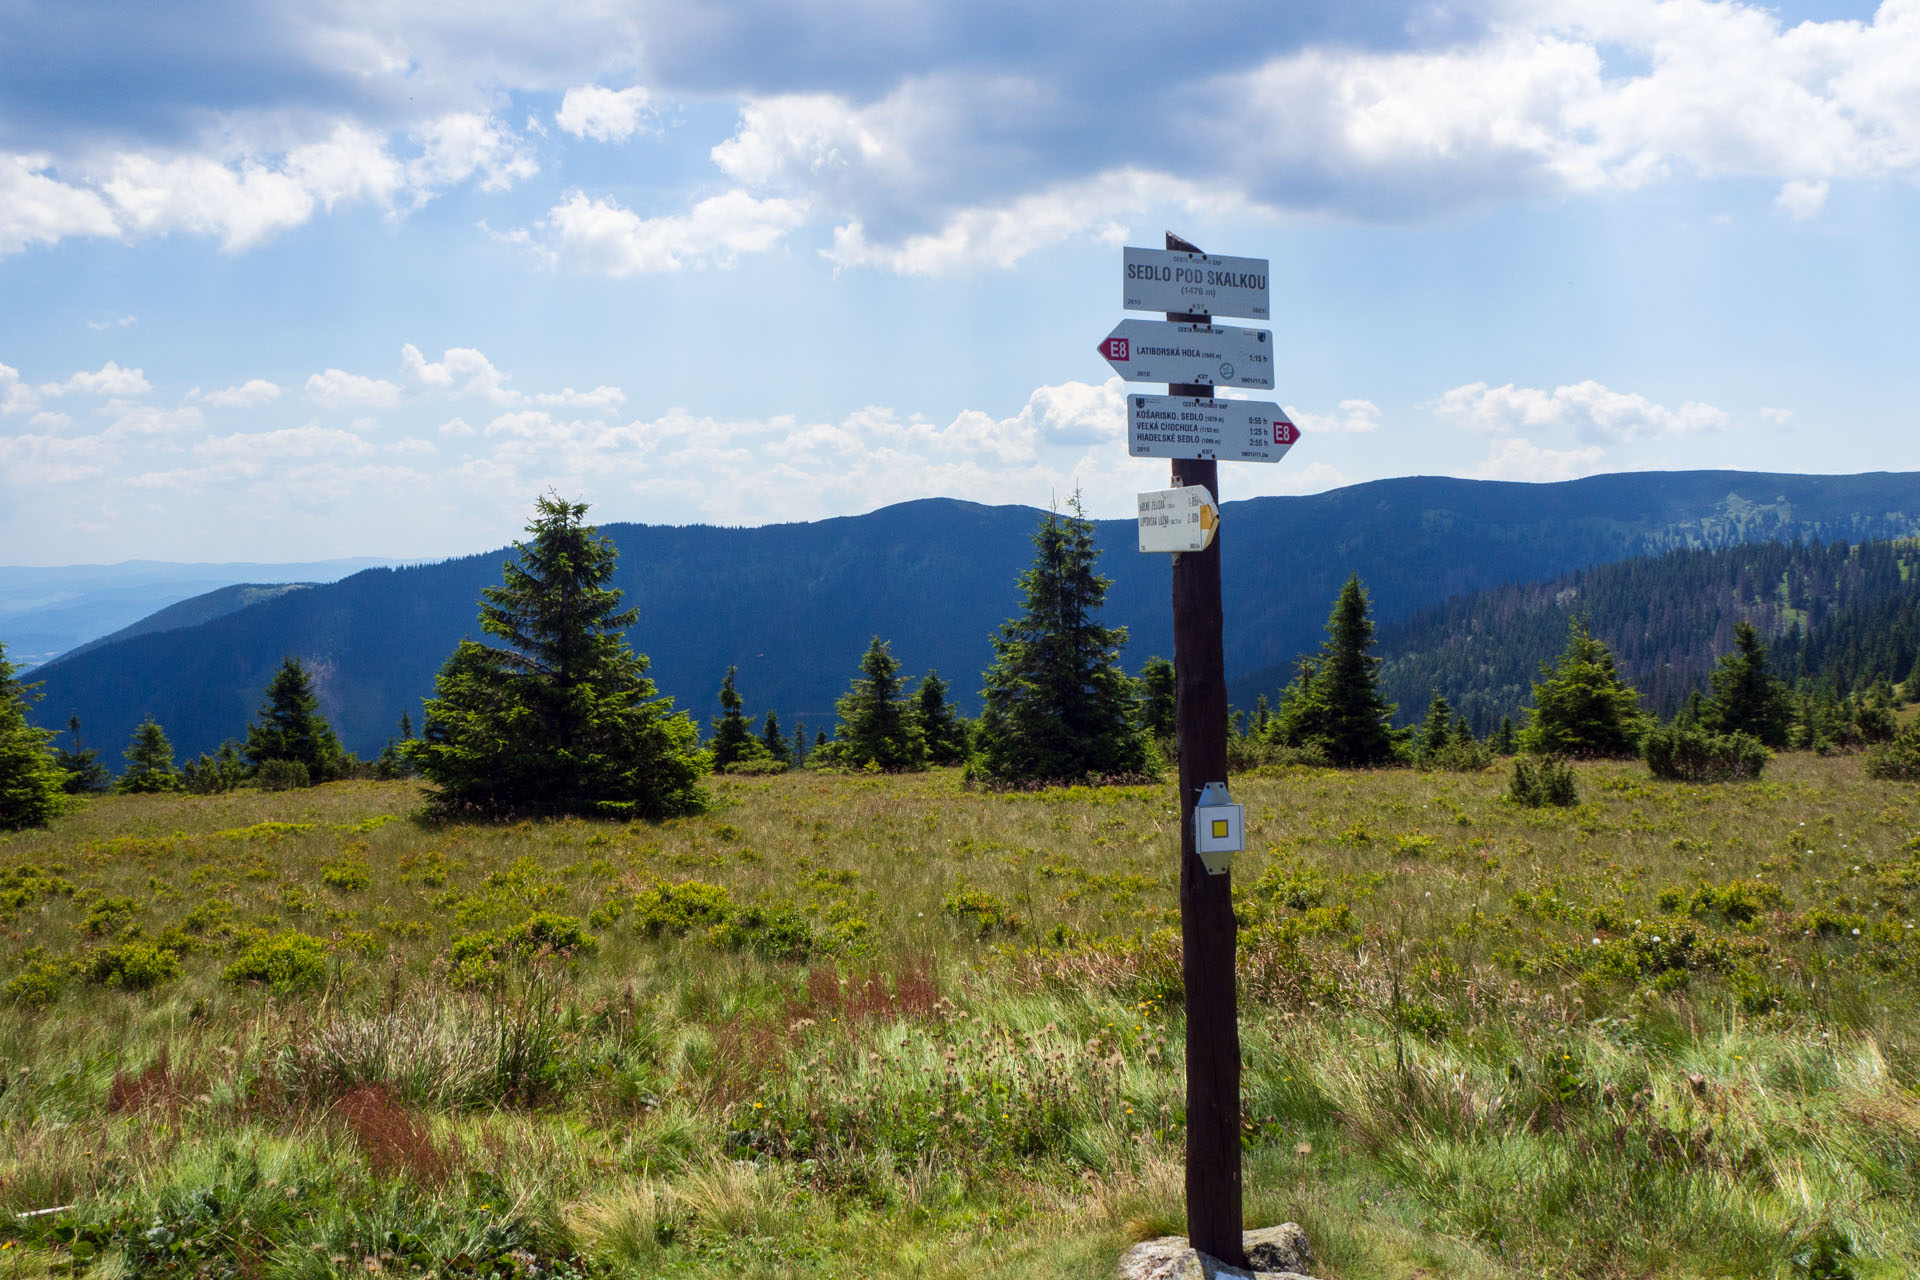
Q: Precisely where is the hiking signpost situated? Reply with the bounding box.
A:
[1113,233,1295,1269]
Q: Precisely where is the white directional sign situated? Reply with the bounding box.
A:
[1097,320,1274,389]
[1138,486,1219,553]
[1127,394,1299,463]
[1123,247,1270,320]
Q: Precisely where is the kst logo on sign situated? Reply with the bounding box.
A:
[1100,337,1130,362]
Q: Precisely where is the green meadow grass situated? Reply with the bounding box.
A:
[2,755,1917,1279]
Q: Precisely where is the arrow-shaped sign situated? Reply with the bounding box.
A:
[1096,320,1274,389]
[1127,394,1299,463]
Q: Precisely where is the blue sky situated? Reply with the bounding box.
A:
[2,0,1916,564]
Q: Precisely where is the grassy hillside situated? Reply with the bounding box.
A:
[3,761,1918,1278]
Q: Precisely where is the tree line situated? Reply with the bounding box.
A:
[8,497,1920,832]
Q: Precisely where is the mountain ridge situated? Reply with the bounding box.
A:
[27,469,1920,763]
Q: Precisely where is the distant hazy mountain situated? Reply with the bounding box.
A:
[0,558,395,668]
[28,471,1920,763]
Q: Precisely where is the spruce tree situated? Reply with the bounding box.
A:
[974,499,1147,784]
[827,637,925,770]
[915,670,970,766]
[0,644,69,829]
[53,713,110,794]
[244,657,346,783]
[1414,690,1455,761]
[710,666,757,771]
[1278,575,1399,766]
[761,711,791,765]
[1518,618,1648,757]
[1492,714,1517,755]
[1136,656,1176,740]
[1702,620,1793,747]
[117,718,182,794]
[404,494,707,819]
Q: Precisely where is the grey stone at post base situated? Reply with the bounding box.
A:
[1117,1224,1319,1280]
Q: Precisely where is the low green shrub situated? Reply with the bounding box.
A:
[449,912,597,985]
[3,947,65,1007]
[942,887,1025,937]
[84,939,184,990]
[224,930,331,991]
[1508,755,1578,807]
[630,880,734,938]
[320,860,373,890]
[1644,723,1770,781]
[710,902,816,961]
[1416,736,1494,773]
[1863,725,1920,781]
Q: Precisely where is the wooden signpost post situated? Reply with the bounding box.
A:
[1113,231,1294,1269]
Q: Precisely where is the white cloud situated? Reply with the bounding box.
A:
[536,386,627,411]
[438,416,476,437]
[826,171,1148,274]
[1759,406,1794,424]
[401,343,514,402]
[200,379,282,408]
[1469,436,1610,483]
[1289,399,1381,435]
[305,368,404,409]
[1774,178,1829,220]
[0,361,39,415]
[40,360,151,398]
[385,437,437,456]
[0,154,118,254]
[103,403,204,437]
[556,86,657,143]
[285,124,405,210]
[711,94,888,187]
[408,113,537,195]
[86,315,138,330]
[542,188,807,275]
[102,153,318,252]
[1432,379,1728,443]
[197,425,375,460]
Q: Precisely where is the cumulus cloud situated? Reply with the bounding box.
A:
[305,368,404,409]
[401,343,514,402]
[0,154,117,253]
[1432,379,1729,443]
[1289,399,1380,435]
[408,113,538,195]
[1469,436,1610,483]
[556,86,657,142]
[40,360,150,398]
[1759,406,1794,424]
[200,379,281,408]
[1774,178,1829,219]
[541,188,807,275]
[197,424,375,460]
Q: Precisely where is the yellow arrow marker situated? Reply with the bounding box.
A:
[1199,503,1218,535]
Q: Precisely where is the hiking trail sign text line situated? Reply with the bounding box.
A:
[1097,320,1274,389]
[1128,394,1299,463]
[1122,247,1270,319]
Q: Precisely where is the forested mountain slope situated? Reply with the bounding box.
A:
[1230,538,1920,733]
[30,470,1920,761]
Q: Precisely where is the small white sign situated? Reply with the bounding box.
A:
[1127,394,1299,463]
[1097,320,1274,389]
[1138,485,1219,553]
[1123,247,1270,319]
